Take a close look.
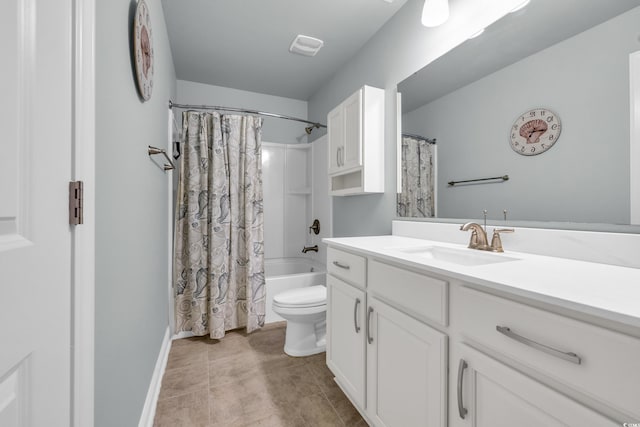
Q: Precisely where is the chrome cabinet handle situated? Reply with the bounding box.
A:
[457,359,468,419]
[367,307,374,344]
[336,147,341,167]
[353,298,361,333]
[332,261,350,270]
[496,326,581,365]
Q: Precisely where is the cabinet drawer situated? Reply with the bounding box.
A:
[456,286,640,420]
[327,247,366,288]
[369,260,448,327]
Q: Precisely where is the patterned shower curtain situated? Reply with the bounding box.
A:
[397,136,435,218]
[174,111,265,339]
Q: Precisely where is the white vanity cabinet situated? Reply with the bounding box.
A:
[450,343,619,427]
[325,236,640,427]
[326,246,447,427]
[327,274,366,408]
[326,248,367,408]
[366,296,447,427]
[327,85,384,196]
[453,285,640,422]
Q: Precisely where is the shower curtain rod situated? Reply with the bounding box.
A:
[402,133,436,144]
[169,100,326,132]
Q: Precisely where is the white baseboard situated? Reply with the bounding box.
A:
[138,326,172,427]
[173,330,196,340]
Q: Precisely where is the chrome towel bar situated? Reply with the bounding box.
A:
[148,146,176,171]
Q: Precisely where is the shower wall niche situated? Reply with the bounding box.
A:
[262,142,313,260]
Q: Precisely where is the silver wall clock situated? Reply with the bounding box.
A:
[509,108,561,156]
[133,0,154,101]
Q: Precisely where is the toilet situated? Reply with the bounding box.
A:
[272,285,327,357]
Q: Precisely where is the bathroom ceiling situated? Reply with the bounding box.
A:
[161,0,408,101]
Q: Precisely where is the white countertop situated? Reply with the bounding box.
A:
[324,235,640,330]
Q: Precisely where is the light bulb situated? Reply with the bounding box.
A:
[421,0,450,27]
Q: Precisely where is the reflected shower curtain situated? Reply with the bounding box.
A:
[174,111,265,339]
[397,136,435,217]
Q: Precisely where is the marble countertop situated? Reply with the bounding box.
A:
[324,235,640,330]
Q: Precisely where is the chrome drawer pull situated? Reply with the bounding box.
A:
[457,359,468,419]
[496,326,581,365]
[354,298,361,333]
[367,307,374,344]
[332,261,350,270]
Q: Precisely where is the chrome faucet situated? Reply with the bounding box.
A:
[302,245,318,253]
[460,222,490,250]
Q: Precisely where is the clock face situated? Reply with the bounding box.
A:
[134,0,154,101]
[509,108,561,156]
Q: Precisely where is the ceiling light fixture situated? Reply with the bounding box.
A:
[510,0,530,13]
[421,0,450,27]
[289,35,324,57]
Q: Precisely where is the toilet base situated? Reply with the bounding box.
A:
[282,318,326,357]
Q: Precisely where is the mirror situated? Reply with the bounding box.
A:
[397,0,640,228]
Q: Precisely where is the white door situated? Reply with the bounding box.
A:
[450,343,618,427]
[326,275,366,408]
[366,297,447,427]
[327,104,344,175]
[0,0,74,425]
[342,90,362,170]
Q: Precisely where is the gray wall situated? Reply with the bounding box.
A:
[403,6,639,224]
[95,0,176,425]
[177,80,309,144]
[307,0,524,236]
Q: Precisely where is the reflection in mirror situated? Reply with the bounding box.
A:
[397,134,436,218]
[397,0,640,228]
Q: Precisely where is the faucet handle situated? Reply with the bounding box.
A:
[490,228,514,252]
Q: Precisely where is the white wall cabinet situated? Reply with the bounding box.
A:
[327,85,384,196]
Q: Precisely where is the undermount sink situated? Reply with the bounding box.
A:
[394,245,520,266]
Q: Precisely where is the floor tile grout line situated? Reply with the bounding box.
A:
[317,379,348,427]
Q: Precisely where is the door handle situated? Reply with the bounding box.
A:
[457,359,468,419]
[354,298,361,333]
[332,261,350,270]
[367,307,374,344]
[496,326,581,364]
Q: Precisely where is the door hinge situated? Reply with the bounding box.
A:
[69,181,84,225]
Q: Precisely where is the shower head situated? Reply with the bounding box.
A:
[305,123,320,134]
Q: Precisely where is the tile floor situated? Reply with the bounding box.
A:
[153,322,366,427]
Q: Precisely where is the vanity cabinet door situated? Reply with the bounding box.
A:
[366,297,447,427]
[450,343,618,427]
[326,274,366,409]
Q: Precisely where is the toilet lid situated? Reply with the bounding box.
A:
[273,285,326,308]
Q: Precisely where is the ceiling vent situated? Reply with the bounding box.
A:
[289,35,324,57]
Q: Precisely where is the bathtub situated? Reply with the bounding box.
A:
[264,257,326,324]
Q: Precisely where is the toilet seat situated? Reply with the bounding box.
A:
[272,285,326,309]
